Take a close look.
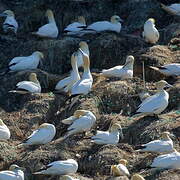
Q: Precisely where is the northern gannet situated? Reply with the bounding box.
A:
[0,119,10,140]
[100,55,134,79]
[19,123,56,146]
[91,123,123,145]
[1,51,44,75]
[9,73,41,94]
[62,110,96,138]
[34,159,78,175]
[64,16,87,35]
[149,63,180,76]
[132,80,172,117]
[142,18,159,44]
[0,164,24,180]
[0,10,18,34]
[32,9,58,38]
[70,49,93,97]
[111,159,130,177]
[60,175,79,180]
[131,174,145,180]
[150,149,180,169]
[135,132,174,153]
[82,15,123,34]
[55,52,80,93]
[161,3,180,16]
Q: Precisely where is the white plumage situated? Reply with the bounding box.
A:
[0,164,24,180]
[20,123,56,146]
[150,63,180,76]
[82,15,123,34]
[55,52,80,93]
[91,123,123,145]
[135,132,174,153]
[131,174,145,180]
[60,175,79,180]
[142,18,159,44]
[0,10,18,34]
[101,55,134,79]
[0,119,10,140]
[161,3,180,16]
[62,110,96,137]
[34,159,78,175]
[151,149,180,169]
[133,80,172,116]
[32,10,58,38]
[64,16,86,36]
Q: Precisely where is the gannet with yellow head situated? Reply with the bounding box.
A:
[135,132,174,153]
[32,9,59,38]
[0,119,10,140]
[0,10,18,34]
[101,55,134,79]
[33,159,78,175]
[142,18,159,44]
[91,123,123,145]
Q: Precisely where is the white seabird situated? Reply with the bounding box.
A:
[142,18,159,44]
[34,159,78,175]
[1,51,44,75]
[132,80,172,117]
[0,164,24,180]
[111,159,130,177]
[131,174,145,180]
[19,123,56,146]
[64,16,87,36]
[151,148,180,169]
[91,123,123,145]
[135,132,174,153]
[32,9,58,38]
[55,52,80,93]
[9,73,41,94]
[62,110,96,138]
[0,119,10,140]
[149,63,180,76]
[0,10,18,34]
[161,3,180,16]
[82,15,123,34]
[60,175,79,180]
[100,55,134,79]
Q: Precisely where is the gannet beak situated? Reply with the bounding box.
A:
[79,48,85,55]
[0,13,7,17]
[39,59,43,67]
[119,18,123,22]
[165,83,173,88]
[170,133,176,139]
[119,128,124,140]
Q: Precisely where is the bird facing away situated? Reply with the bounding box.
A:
[101,55,134,79]
[0,10,18,34]
[33,159,78,175]
[0,164,24,180]
[9,73,41,94]
[62,110,96,138]
[32,9,58,38]
[0,119,10,140]
[161,3,180,16]
[149,63,180,76]
[82,15,123,34]
[60,175,79,180]
[20,123,56,146]
[135,132,174,153]
[55,52,80,93]
[64,16,87,36]
[111,159,130,177]
[150,148,180,169]
[91,123,123,145]
[132,80,173,117]
[142,18,159,44]
[131,174,145,180]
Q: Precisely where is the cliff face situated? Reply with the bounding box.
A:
[0,0,179,180]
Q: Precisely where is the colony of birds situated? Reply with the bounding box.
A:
[0,1,179,180]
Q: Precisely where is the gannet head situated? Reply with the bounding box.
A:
[0,10,15,17]
[161,131,175,139]
[74,110,89,118]
[9,164,24,171]
[33,51,44,59]
[119,159,128,166]
[45,9,54,18]
[110,123,124,139]
[79,41,88,50]
[111,15,123,23]
[79,48,90,69]
[131,174,145,180]
[78,16,86,25]
[124,55,134,68]
[0,119,4,126]
[39,123,52,129]
[156,80,173,90]
[29,73,38,82]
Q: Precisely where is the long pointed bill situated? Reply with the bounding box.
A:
[79,48,87,56]
[0,13,7,17]
[165,83,173,88]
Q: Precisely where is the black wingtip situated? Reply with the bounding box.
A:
[134,145,146,150]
